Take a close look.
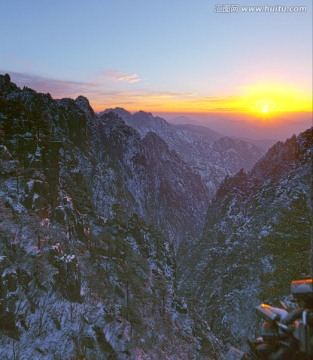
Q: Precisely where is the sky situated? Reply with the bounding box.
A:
[0,0,312,136]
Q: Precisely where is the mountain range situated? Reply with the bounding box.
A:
[0,73,312,358]
[167,113,312,142]
[101,108,265,197]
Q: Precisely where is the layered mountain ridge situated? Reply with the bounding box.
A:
[102,108,265,196]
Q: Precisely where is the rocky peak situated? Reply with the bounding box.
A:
[142,131,171,154]
[100,107,132,121]
[249,132,307,183]
[98,112,141,148]
[132,110,171,131]
[132,110,155,125]
[0,73,11,88]
[99,110,123,123]
[133,110,153,118]
[174,123,223,142]
[75,95,94,118]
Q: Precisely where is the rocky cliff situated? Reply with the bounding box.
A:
[180,128,313,348]
[0,74,222,359]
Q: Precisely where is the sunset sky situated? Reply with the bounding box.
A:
[0,0,312,123]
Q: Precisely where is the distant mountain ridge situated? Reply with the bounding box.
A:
[168,113,311,142]
[102,108,265,196]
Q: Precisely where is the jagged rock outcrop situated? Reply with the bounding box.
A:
[180,128,313,348]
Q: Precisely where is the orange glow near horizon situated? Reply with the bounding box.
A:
[91,82,312,115]
[241,83,312,115]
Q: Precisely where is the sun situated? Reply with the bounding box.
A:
[261,104,270,114]
[255,99,274,115]
[241,83,312,115]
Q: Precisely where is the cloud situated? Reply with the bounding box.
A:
[117,74,141,84]
[2,70,98,98]
[104,70,142,83]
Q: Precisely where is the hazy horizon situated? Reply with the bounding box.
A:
[155,110,312,140]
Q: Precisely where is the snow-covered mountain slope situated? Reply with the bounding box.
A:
[180,128,313,348]
[0,74,222,359]
[102,108,264,196]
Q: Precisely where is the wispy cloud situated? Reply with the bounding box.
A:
[2,71,98,98]
[104,69,142,83]
[0,70,200,111]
